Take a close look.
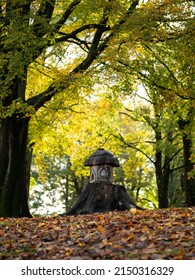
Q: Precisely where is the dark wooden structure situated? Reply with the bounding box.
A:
[64,149,142,216]
[66,182,142,215]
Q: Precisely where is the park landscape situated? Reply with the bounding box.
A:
[0,0,195,260]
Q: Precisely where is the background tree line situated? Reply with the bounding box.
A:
[0,0,194,217]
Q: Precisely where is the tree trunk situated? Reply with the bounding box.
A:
[155,154,171,209]
[178,115,195,206]
[64,182,143,216]
[182,134,195,206]
[154,129,169,208]
[0,116,32,217]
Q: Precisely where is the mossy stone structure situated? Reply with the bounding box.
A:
[65,148,142,215]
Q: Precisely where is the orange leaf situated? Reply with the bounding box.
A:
[97,215,104,221]
[97,225,104,232]
[181,212,190,217]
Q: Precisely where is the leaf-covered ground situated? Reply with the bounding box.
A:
[0,208,195,260]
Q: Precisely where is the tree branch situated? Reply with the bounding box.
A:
[144,44,181,90]
[113,133,155,165]
[27,0,140,111]
[66,38,90,52]
[26,31,112,112]
[162,148,183,171]
[118,0,139,26]
[55,24,107,43]
[37,0,56,20]
[26,76,71,111]
[118,59,177,95]
[32,0,56,38]
[171,165,184,172]
[53,0,81,32]
[143,44,194,100]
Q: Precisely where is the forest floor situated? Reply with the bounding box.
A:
[0,207,195,260]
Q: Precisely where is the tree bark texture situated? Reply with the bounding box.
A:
[65,182,143,215]
[154,129,169,208]
[182,135,195,206]
[0,117,31,217]
[178,115,195,206]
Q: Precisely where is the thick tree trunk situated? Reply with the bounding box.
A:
[156,173,169,209]
[65,182,143,216]
[0,116,32,217]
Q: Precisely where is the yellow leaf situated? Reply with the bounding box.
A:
[78,243,85,247]
[126,234,135,241]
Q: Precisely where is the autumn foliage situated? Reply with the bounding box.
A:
[0,208,195,260]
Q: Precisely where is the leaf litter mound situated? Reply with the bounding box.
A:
[0,208,195,260]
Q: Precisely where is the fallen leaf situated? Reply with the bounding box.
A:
[0,208,195,260]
